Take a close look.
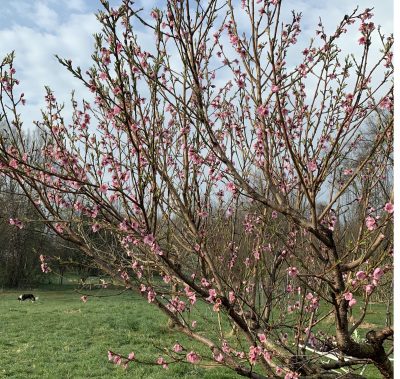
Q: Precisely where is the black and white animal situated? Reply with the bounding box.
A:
[18,294,38,302]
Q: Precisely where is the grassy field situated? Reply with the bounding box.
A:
[1,285,234,379]
[0,283,392,378]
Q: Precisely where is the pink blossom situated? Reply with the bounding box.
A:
[379,97,393,110]
[222,341,231,354]
[119,221,129,232]
[147,289,156,303]
[307,160,318,172]
[99,184,108,193]
[348,298,357,307]
[213,298,222,312]
[230,33,239,45]
[356,271,367,280]
[258,333,267,343]
[207,288,217,302]
[128,352,135,361]
[365,284,375,295]
[384,202,394,214]
[373,267,384,281]
[287,267,299,278]
[310,297,319,310]
[253,248,260,260]
[359,22,375,33]
[384,52,393,67]
[9,159,18,169]
[297,63,307,76]
[271,85,280,93]
[120,271,130,281]
[249,346,261,364]
[113,86,121,95]
[108,351,114,361]
[191,320,197,328]
[344,292,353,301]
[343,168,353,175]
[9,218,23,229]
[285,371,299,379]
[213,352,224,362]
[271,210,278,219]
[41,262,51,273]
[113,105,121,115]
[173,343,183,353]
[92,223,100,232]
[360,10,374,21]
[115,42,123,54]
[55,223,64,233]
[260,350,270,362]
[365,216,377,231]
[157,357,168,369]
[186,351,200,364]
[130,123,139,132]
[228,291,236,304]
[256,105,269,117]
[226,182,237,194]
[184,286,197,305]
[150,9,158,19]
[305,292,313,300]
[197,210,208,218]
[358,36,367,45]
[143,234,155,246]
[80,295,88,303]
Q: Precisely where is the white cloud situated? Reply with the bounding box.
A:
[36,0,88,12]
[32,2,59,31]
[0,10,100,129]
[63,0,87,11]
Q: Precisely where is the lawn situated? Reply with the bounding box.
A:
[0,285,233,379]
[0,283,392,378]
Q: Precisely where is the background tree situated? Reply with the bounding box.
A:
[0,125,51,287]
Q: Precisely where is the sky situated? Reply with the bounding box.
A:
[0,0,393,128]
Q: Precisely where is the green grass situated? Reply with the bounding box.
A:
[0,286,234,379]
[0,286,392,378]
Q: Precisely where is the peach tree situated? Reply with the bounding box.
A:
[0,0,393,377]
